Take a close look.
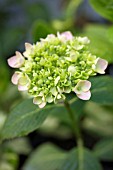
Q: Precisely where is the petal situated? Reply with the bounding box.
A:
[74,44,84,50]
[57,31,73,41]
[55,76,60,86]
[16,51,23,58]
[61,31,73,40]
[18,76,29,85]
[16,51,25,65]
[25,43,32,51]
[64,87,71,93]
[40,34,55,42]
[50,87,58,96]
[11,72,21,85]
[7,56,17,68]
[46,34,56,40]
[77,90,91,100]
[77,37,90,44]
[57,94,62,99]
[57,87,64,94]
[68,65,76,75]
[23,43,33,58]
[78,80,91,91]
[18,84,29,91]
[18,75,30,91]
[95,58,108,74]
[33,86,38,91]
[33,97,42,105]
[39,102,46,108]
[8,51,24,68]
[70,51,79,62]
[23,51,29,58]
[74,80,91,94]
[46,95,54,103]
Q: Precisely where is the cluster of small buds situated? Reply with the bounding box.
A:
[8,31,108,108]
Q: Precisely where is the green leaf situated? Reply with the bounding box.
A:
[39,116,72,139]
[1,99,55,140]
[1,95,84,140]
[83,102,113,137]
[23,145,102,170]
[62,147,102,170]
[89,0,113,22]
[90,76,113,105]
[0,144,19,170]
[0,111,6,131]
[50,97,85,123]
[39,97,85,139]
[93,138,113,161]
[82,24,113,63]
[49,104,68,123]
[22,143,67,170]
[6,137,32,155]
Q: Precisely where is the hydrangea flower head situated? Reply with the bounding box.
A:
[8,31,108,108]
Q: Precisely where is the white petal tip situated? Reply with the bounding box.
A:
[25,43,32,50]
[58,31,73,41]
[11,72,20,85]
[95,58,108,74]
[38,102,46,108]
[7,56,17,68]
[18,85,28,91]
[8,52,24,68]
[77,91,91,100]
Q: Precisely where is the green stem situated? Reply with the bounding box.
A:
[64,100,84,170]
[64,100,82,145]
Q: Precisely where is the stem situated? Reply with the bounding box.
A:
[64,100,82,145]
[64,100,84,170]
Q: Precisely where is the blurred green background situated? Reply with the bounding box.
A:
[0,0,113,170]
